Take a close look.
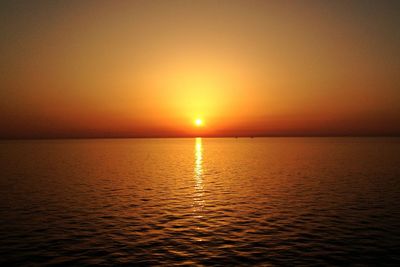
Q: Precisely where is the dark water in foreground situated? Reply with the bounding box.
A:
[0,138,400,266]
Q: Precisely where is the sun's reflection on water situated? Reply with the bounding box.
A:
[193,137,204,214]
[195,137,203,185]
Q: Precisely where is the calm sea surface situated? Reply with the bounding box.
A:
[0,138,399,266]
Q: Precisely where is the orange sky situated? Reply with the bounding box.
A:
[1,0,400,138]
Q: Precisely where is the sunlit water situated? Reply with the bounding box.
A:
[0,138,400,266]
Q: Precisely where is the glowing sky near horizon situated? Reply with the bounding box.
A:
[1,0,399,137]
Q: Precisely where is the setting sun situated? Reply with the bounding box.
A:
[194,118,203,127]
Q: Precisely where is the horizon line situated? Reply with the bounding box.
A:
[1,134,400,141]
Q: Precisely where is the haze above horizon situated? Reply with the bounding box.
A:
[1,0,400,138]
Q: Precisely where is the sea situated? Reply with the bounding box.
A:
[0,138,399,266]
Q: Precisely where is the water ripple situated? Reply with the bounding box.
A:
[0,138,400,265]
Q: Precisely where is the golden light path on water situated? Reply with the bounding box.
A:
[195,137,203,180]
[193,137,204,216]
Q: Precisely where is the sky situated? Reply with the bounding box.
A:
[1,0,399,138]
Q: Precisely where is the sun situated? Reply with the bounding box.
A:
[194,118,203,127]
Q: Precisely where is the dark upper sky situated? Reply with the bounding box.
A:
[1,0,400,138]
